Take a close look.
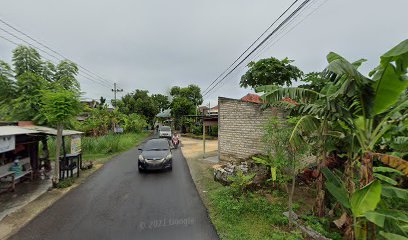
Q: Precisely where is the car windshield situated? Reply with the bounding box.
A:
[159,126,171,131]
[143,140,169,151]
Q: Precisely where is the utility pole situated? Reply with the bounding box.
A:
[111,83,123,108]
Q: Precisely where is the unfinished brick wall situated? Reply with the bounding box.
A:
[218,97,283,162]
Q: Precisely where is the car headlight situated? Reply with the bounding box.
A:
[165,153,172,161]
[138,155,144,161]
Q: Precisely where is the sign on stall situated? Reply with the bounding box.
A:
[70,135,81,154]
[0,135,15,153]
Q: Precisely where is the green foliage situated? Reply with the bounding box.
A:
[170,84,203,106]
[116,89,159,125]
[123,113,147,133]
[208,187,301,240]
[240,57,303,89]
[209,125,218,136]
[53,60,80,92]
[191,124,203,135]
[55,177,75,188]
[40,89,81,126]
[170,96,195,129]
[323,167,408,239]
[298,72,327,92]
[0,45,82,124]
[151,93,170,111]
[12,45,42,77]
[47,132,149,160]
[351,180,382,217]
[301,215,342,240]
[227,170,255,198]
[321,167,351,209]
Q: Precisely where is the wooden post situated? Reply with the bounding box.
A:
[203,114,206,159]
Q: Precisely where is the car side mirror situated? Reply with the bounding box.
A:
[138,148,143,151]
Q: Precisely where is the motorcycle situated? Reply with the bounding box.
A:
[171,133,180,149]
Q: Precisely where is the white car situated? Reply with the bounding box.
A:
[159,126,172,138]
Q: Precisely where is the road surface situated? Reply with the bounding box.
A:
[10,136,218,240]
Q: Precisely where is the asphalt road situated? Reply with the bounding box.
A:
[10,136,218,240]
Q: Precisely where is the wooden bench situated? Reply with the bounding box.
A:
[0,171,15,192]
[0,162,33,192]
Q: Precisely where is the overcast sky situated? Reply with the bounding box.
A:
[1,0,407,106]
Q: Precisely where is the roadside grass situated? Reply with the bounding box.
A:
[182,137,342,240]
[46,132,150,162]
[208,185,303,240]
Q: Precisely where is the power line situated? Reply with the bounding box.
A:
[202,0,314,97]
[0,17,113,86]
[202,0,301,95]
[203,0,312,96]
[204,0,324,98]
[0,33,112,89]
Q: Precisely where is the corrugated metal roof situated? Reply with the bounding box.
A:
[0,126,40,136]
[21,126,83,136]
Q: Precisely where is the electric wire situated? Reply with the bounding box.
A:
[201,0,301,95]
[0,18,113,86]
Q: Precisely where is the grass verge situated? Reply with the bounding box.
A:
[184,152,341,240]
[46,131,150,162]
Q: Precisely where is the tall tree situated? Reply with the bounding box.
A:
[240,57,303,89]
[53,60,80,92]
[116,89,159,126]
[12,45,42,77]
[298,72,326,92]
[13,72,48,122]
[40,61,56,82]
[151,93,170,111]
[170,84,203,106]
[0,61,16,119]
[40,89,81,185]
[0,60,16,104]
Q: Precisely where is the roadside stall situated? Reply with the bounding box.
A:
[20,125,83,180]
[0,126,41,192]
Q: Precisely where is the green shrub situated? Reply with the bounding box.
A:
[191,125,202,135]
[209,126,218,136]
[123,113,147,133]
[227,170,256,198]
[55,178,75,188]
[47,132,149,159]
[208,187,301,240]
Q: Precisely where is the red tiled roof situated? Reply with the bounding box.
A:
[241,93,262,103]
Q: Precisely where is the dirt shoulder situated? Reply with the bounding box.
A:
[180,137,219,197]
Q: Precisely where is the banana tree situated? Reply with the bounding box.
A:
[324,39,408,186]
[257,83,346,217]
[322,167,408,240]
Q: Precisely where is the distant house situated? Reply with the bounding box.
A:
[197,106,209,115]
[80,100,99,109]
[208,105,219,116]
